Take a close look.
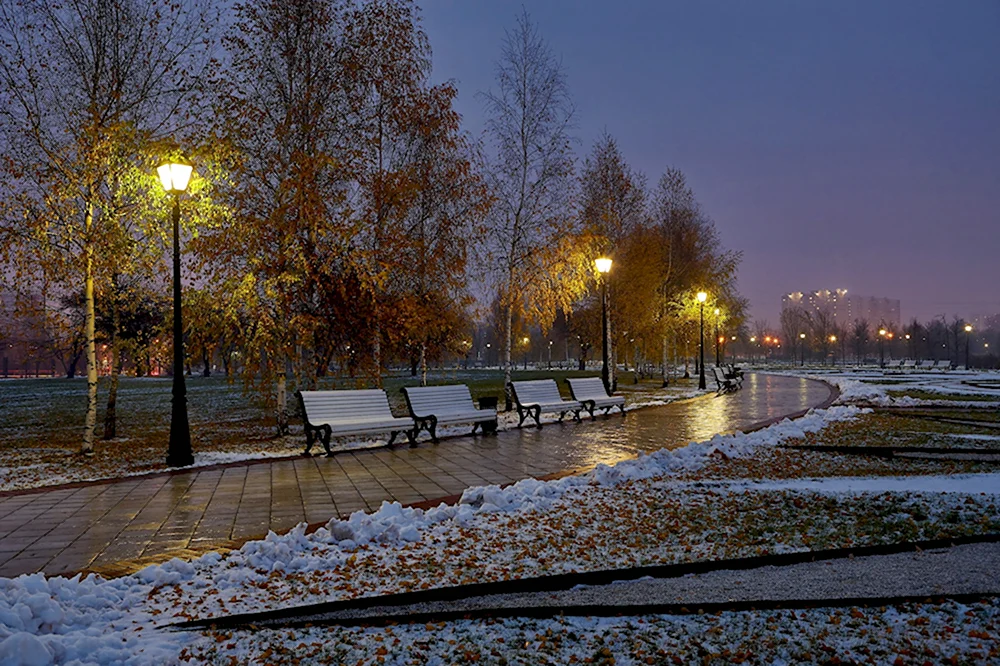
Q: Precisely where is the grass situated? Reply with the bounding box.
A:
[886,388,1000,402]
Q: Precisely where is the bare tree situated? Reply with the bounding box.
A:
[851,319,870,365]
[479,8,580,408]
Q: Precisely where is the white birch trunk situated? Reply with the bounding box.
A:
[419,341,427,387]
[503,303,513,410]
[276,356,289,436]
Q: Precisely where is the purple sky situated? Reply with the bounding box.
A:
[420,1,1000,326]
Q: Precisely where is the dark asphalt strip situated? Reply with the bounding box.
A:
[177,593,1000,631]
[168,532,1000,632]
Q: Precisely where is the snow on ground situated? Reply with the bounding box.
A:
[3,404,1000,665]
[723,471,1000,496]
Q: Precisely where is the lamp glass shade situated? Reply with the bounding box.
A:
[157,162,193,193]
[965,325,973,332]
[595,257,612,274]
[696,291,708,303]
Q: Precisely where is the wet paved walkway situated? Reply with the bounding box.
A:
[0,374,832,578]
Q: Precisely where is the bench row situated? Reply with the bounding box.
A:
[297,377,626,457]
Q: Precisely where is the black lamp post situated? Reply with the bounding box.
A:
[965,324,972,369]
[158,160,194,468]
[596,257,613,394]
[713,308,720,367]
[697,292,707,389]
[799,332,806,366]
[878,328,886,368]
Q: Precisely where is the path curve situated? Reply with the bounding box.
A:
[0,374,833,578]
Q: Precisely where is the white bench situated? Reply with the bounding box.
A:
[401,384,497,442]
[901,359,917,371]
[712,366,738,394]
[566,377,625,420]
[724,364,744,388]
[296,389,416,456]
[933,360,951,371]
[508,379,583,428]
[884,359,904,370]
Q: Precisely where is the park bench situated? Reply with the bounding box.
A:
[933,360,951,371]
[296,389,416,456]
[566,377,625,420]
[508,379,583,428]
[401,384,498,443]
[901,359,918,371]
[712,366,738,394]
[884,359,904,371]
[724,364,744,387]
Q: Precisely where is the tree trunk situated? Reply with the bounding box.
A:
[372,319,382,388]
[82,203,97,455]
[661,335,669,387]
[276,359,289,436]
[503,302,513,411]
[202,346,211,377]
[419,341,427,387]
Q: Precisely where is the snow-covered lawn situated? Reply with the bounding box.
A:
[2,401,1000,664]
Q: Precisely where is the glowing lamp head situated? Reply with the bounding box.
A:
[750,337,756,343]
[965,324,973,333]
[718,336,724,343]
[157,160,193,194]
[799,333,806,339]
[830,335,837,342]
[879,329,887,336]
[595,257,612,274]
[714,308,720,316]
[696,291,708,303]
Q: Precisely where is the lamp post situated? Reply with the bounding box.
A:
[965,324,973,369]
[799,332,806,366]
[829,335,837,366]
[596,257,613,394]
[713,308,721,367]
[158,159,194,468]
[547,340,553,369]
[878,328,887,367]
[522,336,530,370]
[697,292,708,389]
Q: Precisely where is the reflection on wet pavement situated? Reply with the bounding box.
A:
[0,373,831,578]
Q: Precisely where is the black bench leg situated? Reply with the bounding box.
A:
[471,422,479,436]
[429,417,439,444]
[533,406,542,429]
[587,402,596,421]
[517,407,528,428]
[572,409,581,422]
[405,428,418,447]
[321,426,333,457]
[387,431,399,446]
[304,426,315,455]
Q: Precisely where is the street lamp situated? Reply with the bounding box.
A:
[829,335,837,366]
[799,332,806,366]
[596,257,613,393]
[965,324,973,369]
[158,159,194,468]
[522,336,530,370]
[878,328,887,367]
[696,292,708,389]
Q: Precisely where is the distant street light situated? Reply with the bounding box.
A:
[830,335,837,366]
[878,328,887,367]
[547,340,553,369]
[596,257,613,394]
[697,292,708,390]
[965,324,973,369]
[158,159,194,468]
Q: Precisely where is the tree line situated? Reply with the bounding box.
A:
[0,0,743,452]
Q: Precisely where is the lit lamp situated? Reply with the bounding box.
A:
[878,328,887,368]
[830,335,837,366]
[799,332,806,366]
[158,159,194,468]
[596,257,613,393]
[965,324,973,369]
[696,291,708,389]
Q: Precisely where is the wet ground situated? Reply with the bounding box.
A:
[0,373,831,578]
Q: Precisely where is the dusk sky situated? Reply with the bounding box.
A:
[420,1,1000,326]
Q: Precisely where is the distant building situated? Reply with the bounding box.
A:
[781,289,900,328]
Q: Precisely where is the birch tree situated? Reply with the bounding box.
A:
[480,9,583,407]
[0,0,214,453]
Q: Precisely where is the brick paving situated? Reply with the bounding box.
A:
[0,374,831,578]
